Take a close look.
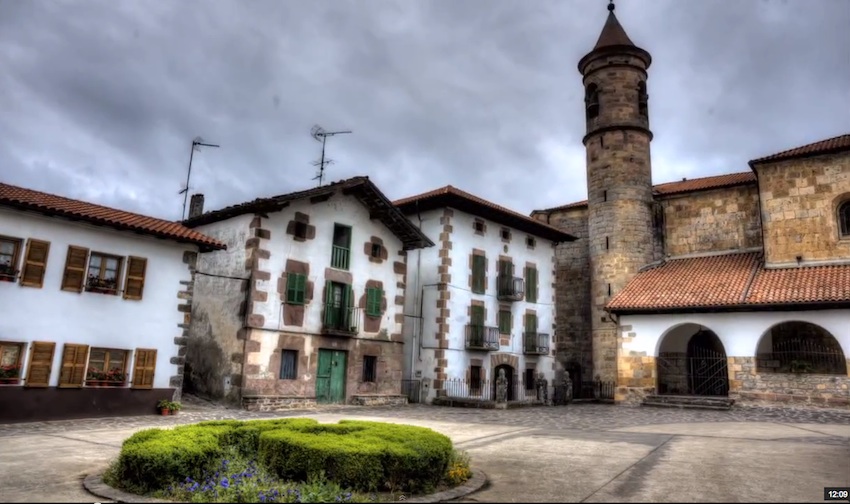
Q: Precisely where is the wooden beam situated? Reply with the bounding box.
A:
[309,192,334,204]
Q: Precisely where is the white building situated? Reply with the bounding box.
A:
[181,176,433,410]
[0,181,224,423]
[394,186,576,403]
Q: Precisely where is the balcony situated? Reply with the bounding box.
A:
[523,332,550,355]
[322,304,360,337]
[465,325,500,351]
[497,276,524,302]
[330,245,350,270]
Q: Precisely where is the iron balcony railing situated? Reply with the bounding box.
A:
[497,276,524,301]
[330,245,350,270]
[465,325,500,351]
[321,304,360,336]
[523,332,550,355]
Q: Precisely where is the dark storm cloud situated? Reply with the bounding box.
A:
[0,0,847,220]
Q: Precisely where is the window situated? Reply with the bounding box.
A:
[525,368,535,390]
[366,287,383,317]
[473,220,485,233]
[280,350,298,380]
[25,341,55,388]
[286,272,307,305]
[526,237,536,249]
[123,256,147,300]
[85,347,129,385]
[362,355,377,382]
[0,341,24,383]
[471,255,486,294]
[525,267,538,303]
[638,81,648,118]
[370,243,382,259]
[86,252,122,294]
[0,237,22,282]
[839,200,850,238]
[132,348,157,389]
[498,310,512,335]
[58,343,89,388]
[525,313,538,335]
[331,224,352,270]
[500,228,511,241]
[585,83,599,120]
[20,239,50,288]
[471,304,485,327]
[294,221,308,240]
[470,365,482,394]
[323,281,355,331]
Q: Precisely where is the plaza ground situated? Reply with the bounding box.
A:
[0,401,848,503]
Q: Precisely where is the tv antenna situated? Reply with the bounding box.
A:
[179,136,220,221]
[310,125,351,186]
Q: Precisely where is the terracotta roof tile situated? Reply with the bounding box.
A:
[747,265,850,305]
[749,134,850,165]
[393,185,576,243]
[607,251,850,312]
[607,252,761,312]
[0,182,225,250]
[533,172,757,214]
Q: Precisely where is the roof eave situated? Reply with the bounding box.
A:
[607,300,850,315]
[748,145,850,169]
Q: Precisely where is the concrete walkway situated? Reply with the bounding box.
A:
[0,404,848,502]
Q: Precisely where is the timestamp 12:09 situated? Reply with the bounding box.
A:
[824,487,850,502]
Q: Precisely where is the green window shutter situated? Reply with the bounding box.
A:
[323,280,334,326]
[345,284,354,328]
[472,255,486,294]
[366,287,382,316]
[526,268,537,303]
[498,310,511,334]
[287,273,306,304]
[471,305,484,326]
[525,313,538,334]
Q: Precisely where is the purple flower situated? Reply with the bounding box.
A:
[220,477,230,488]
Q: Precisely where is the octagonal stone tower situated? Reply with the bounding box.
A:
[579,2,657,382]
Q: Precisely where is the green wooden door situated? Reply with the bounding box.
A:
[316,349,347,404]
[470,305,485,346]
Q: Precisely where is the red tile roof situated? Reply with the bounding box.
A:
[532,172,756,215]
[0,182,225,251]
[607,251,850,313]
[749,133,850,165]
[393,185,576,243]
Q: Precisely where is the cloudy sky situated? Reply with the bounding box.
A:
[1,0,848,221]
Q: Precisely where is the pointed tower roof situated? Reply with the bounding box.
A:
[593,2,636,50]
[578,1,651,74]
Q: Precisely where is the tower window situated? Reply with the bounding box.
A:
[839,199,850,238]
[585,83,599,120]
[638,81,648,118]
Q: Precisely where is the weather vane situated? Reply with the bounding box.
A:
[310,125,352,187]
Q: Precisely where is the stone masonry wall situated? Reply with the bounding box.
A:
[755,151,850,265]
[728,356,850,408]
[617,324,655,405]
[659,183,762,257]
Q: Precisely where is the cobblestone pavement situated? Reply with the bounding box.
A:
[2,400,849,439]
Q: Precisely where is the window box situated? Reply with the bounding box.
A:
[0,263,17,282]
[85,274,119,294]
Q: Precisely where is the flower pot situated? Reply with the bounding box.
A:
[160,409,170,416]
[170,410,179,415]
[0,378,19,385]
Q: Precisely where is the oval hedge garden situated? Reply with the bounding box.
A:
[103,418,473,503]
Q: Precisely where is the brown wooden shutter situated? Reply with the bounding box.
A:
[58,344,89,388]
[61,246,89,292]
[131,348,157,389]
[123,256,147,300]
[24,341,56,388]
[20,239,51,288]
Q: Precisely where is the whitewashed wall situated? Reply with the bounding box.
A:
[620,310,850,357]
[0,208,196,389]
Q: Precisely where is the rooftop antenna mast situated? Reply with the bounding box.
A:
[179,136,220,221]
[311,125,352,186]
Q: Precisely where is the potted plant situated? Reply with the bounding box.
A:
[157,399,172,416]
[0,364,21,384]
[86,275,118,294]
[105,367,126,386]
[0,263,17,282]
[86,367,107,386]
[168,401,183,415]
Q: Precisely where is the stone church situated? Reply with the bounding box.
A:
[531,3,850,407]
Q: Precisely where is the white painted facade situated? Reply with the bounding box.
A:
[0,208,196,389]
[620,310,850,358]
[404,207,559,402]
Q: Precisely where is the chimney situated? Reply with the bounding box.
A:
[188,193,205,219]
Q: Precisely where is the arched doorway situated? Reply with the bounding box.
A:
[657,324,729,396]
[756,321,847,375]
[493,364,515,401]
[565,362,583,399]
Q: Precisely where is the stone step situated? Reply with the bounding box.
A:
[642,394,735,411]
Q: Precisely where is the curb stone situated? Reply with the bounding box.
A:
[84,468,488,504]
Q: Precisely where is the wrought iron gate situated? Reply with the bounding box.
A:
[657,346,729,396]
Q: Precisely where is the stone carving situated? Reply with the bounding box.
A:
[563,374,573,405]
[536,373,548,404]
[496,368,508,403]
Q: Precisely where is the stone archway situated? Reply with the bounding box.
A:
[756,321,847,375]
[657,323,729,396]
[493,364,516,401]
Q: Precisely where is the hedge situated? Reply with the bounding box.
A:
[112,418,453,494]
